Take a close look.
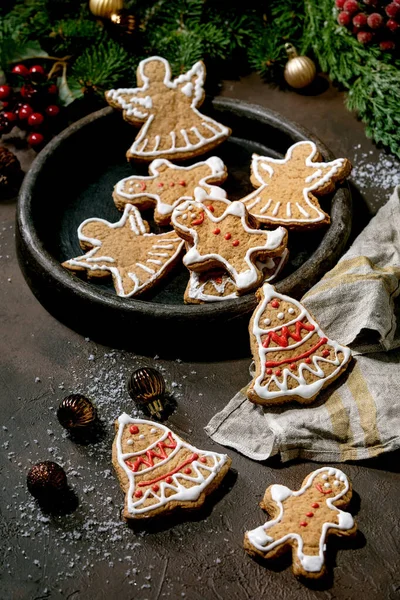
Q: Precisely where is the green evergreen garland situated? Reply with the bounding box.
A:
[1,0,400,157]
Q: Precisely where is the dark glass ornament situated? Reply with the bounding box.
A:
[127,367,166,419]
[27,461,67,499]
[57,394,97,429]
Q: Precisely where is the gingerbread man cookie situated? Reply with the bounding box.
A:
[248,283,351,405]
[113,414,231,519]
[244,467,357,579]
[171,198,288,294]
[241,141,352,229]
[113,156,228,225]
[106,56,231,162]
[62,204,184,297]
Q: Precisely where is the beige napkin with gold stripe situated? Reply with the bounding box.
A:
[205,187,400,462]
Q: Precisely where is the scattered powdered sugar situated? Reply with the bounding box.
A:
[351,147,400,192]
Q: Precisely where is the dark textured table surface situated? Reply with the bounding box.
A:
[1,75,400,600]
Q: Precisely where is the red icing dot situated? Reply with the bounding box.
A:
[215,277,222,284]
[166,476,173,484]
[213,228,221,235]
[305,358,312,364]
[207,205,215,212]
[322,350,330,357]
[152,484,159,492]
[306,512,314,518]
[275,369,282,376]
[134,490,143,498]
[199,456,207,463]
[170,182,175,187]
[184,468,192,474]
[129,425,139,434]
[232,240,240,247]
[300,521,308,527]
[290,364,296,371]
[140,182,146,191]
[191,453,199,460]
[157,182,164,187]
[312,502,319,508]
[266,368,273,375]
[321,337,328,343]
[271,300,279,308]
[179,180,186,186]
[224,233,232,240]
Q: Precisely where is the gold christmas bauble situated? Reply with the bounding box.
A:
[89,0,124,19]
[284,43,316,89]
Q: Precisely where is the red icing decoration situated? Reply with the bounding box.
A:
[215,277,222,284]
[158,182,164,187]
[125,431,177,473]
[275,369,282,376]
[262,321,315,349]
[191,212,205,226]
[232,240,240,247]
[213,228,221,235]
[300,521,308,527]
[290,364,296,371]
[266,368,273,375]
[224,233,231,240]
[179,180,186,186]
[207,205,215,212]
[184,468,192,474]
[199,456,207,463]
[306,512,314,517]
[271,300,280,308]
[134,490,143,498]
[315,483,332,495]
[140,182,146,191]
[264,337,328,368]
[152,484,159,492]
[305,358,312,364]
[136,453,199,487]
[129,425,139,434]
[170,182,175,187]
[322,349,330,357]
[312,502,319,508]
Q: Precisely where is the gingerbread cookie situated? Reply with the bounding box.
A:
[113,156,228,225]
[244,467,357,579]
[62,204,184,297]
[241,141,352,229]
[113,414,231,519]
[185,249,289,304]
[106,56,231,162]
[171,199,288,294]
[248,283,351,405]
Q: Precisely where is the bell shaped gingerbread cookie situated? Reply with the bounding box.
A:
[113,414,231,519]
[248,283,351,405]
[62,204,184,297]
[106,56,231,162]
[172,196,288,294]
[244,467,357,579]
[113,156,228,225]
[241,141,351,229]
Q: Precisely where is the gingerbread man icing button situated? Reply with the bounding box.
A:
[105,56,231,162]
[244,467,357,579]
[113,156,228,225]
[171,196,288,294]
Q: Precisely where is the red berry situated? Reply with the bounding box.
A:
[28,112,45,127]
[380,39,396,50]
[29,65,46,80]
[386,2,400,18]
[47,84,58,95]
[0,114,11,135]
[12,64,29,77]
[357,30,373,43]
[394,0,400,5]
[45,104,60,117]
[353,12,368,27]
[387,18,400,32]
[343,0,359,14]
[335,0,346,7]
[3,111,17,123]
[27,132,44,146]
[338,11,352,25]
[0,85,12,100]
[18,104,34,119]
[20,84,39,101]
[367,13,383,28]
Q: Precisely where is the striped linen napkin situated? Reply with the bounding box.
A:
[205,187,400,462]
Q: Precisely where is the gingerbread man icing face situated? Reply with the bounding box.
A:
[311,468,348,498]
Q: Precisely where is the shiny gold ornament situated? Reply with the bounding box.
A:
[57,394,97,429]
[110,9,137,36]
[127,367,166,419]
[27,461,68,498]
[89,0,124,19]
[284,43,316,89]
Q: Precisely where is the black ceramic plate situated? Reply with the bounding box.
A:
[17,100,352,358]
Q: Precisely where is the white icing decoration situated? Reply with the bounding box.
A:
[150,428,157,433]
[324,482,330,488]
[270,484,293,503]
[247,467,354,573]
[242,141,347,224]
[107,57,230,159]
[251,283,352,401]
[288,308,295,314]
[334,480,340,487]
[139,434,145,440]
[264,318,271,326]
[115,413,230,515]
[65,204,184,298]
[172,200,286,292]
[277,312,284,320]
[127,439,134,446]
[322,474,328,480]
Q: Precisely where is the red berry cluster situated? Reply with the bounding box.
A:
[0,63,61,150]
[336,0,400,48]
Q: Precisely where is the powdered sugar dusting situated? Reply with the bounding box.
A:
[351,147,400,192]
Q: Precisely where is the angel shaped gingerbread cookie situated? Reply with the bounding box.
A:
[113,156,227,225]
[113,414,231,519]
[171,198,288,294]
[248,283,351,405]
[62,204,184,297]
[241,141,352,229]
[244,467,357,579]
[106,56,231,162]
